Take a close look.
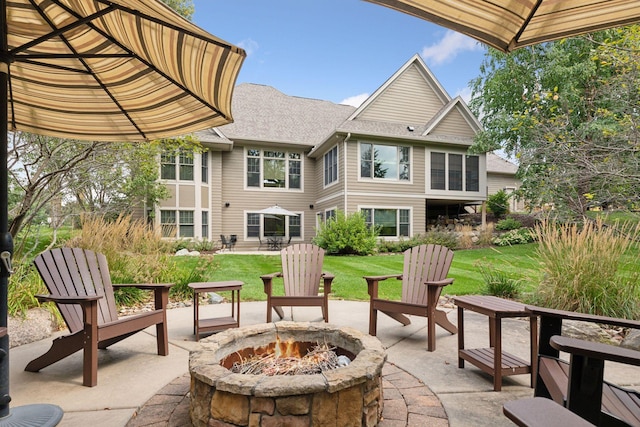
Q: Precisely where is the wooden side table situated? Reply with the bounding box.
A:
[454,295,538,391]
[189,281,243,341]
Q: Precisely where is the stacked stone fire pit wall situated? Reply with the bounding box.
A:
[189,321,387,427]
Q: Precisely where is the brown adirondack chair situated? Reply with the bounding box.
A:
[26,248,174,387]
[365,244,457,351]
[261,243,334,323]
[526,305,640,427]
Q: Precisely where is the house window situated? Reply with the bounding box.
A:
[466,155,479,191]
[160,210,176,237]
[430,152,480,192]
[430,152,446,190]
[360,143,410,181]
[289,215,301,237]
[361,208,410,237]
[247,213,260,237]
[179,151,194,181]
[179,210,194,237]
[201,152,208,183]
[246,149,302,189]
[324,146,338,186]
[449,154,463,191]
[246,212,301,238]
[201,211,208,238]
[160,152,176,180]
[325,209,336,221]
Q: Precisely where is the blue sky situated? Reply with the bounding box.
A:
[193,0,487,107]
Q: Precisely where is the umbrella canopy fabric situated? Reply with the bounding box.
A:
[4,0,246,142]
[256,205,299,217]
[364,0,640,53]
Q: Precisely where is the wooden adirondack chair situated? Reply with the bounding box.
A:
[365,244,457,351]
[526,305,640,427]
[261,243,334,323]
[26,248,174,387]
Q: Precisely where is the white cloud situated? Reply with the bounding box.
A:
[237,38,259,57]
[455,86,473,104]
[421,31,482,65]
[339,93,369,107]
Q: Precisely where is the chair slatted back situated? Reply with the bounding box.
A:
[281,243,325,297]
[34,248,119,333]
[401,244,454,305]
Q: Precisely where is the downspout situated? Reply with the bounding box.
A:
[343,133,351,212]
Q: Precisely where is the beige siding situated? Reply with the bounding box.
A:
[429,107,477,138]
[200,186,209,208]
[357,66,445,123]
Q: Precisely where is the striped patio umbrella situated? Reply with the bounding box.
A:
[364,0,640,53]
[0,0,245,423]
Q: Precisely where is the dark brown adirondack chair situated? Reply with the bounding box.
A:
[26,248,174,387]
[526,306,640,427]
[365,244,457,351]
[261,243,334,323]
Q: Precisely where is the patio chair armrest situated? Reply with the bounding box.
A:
[526,305,640,330]
[260,272,282,282]
[112,283,175,290]
[363,274,402,283]
[35,294,102,305]
[261,272,282,295]
[550,335,640,367]
[425,278,454,287]
[322,273,334,294]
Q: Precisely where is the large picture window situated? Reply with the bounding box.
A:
[430,152,480,192]
[361,208,410,237]
[360,143,410,181]
[246,212,301,238]
[246,149,302,189]
[324,145,338,186]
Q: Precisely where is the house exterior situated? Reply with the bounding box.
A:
[155,54,520,249]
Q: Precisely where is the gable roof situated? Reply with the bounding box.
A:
[209,83,354,147]
[206,55,485,155]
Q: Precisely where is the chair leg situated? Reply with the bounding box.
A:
[369,308,377,336]
[274,306,285,319]
[83,301,99,387]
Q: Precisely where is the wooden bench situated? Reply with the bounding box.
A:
[526,306,640,426]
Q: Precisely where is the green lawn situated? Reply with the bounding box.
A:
[201,243,541,302]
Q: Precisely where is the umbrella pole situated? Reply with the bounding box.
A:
[0,3,62,425]
[0,1,12,417]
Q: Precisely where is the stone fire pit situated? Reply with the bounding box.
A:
[189,321,387,427]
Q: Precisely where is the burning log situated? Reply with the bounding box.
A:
[230,341,348,376]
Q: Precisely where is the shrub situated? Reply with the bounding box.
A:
[476,261,522,299]
[313,211,378,255]
[492,228,535,246]
[487,190,510,218]
[532,219,640,318]
[495,217,522,231]
[476,222,495,246]
[456,224,475,249]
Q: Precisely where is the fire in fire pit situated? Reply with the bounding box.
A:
[189,321,386,427]
[228,337,349,376]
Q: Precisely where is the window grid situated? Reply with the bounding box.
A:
[179,152,194,181]
[179,210,194,238]
[324,146,338,186]
[246,148,302,189]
